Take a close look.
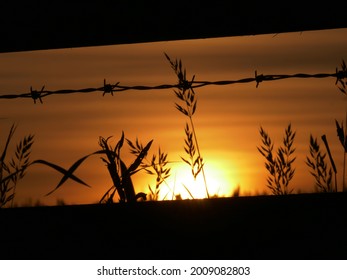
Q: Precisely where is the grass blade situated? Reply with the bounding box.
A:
[0,124,16,163]
[128,139,153,175]
[33,150,106,196]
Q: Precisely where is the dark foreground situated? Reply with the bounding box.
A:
[1,193,347,259]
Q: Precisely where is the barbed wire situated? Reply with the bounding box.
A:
[1,66,346,104]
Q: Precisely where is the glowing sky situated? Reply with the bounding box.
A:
[1,28,346,206]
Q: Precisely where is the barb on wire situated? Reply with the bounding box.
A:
[0,60,346,103]
[255,71,264,88]
[30,86,45,104]
[103,79,119,96]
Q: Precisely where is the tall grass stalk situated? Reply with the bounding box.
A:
[164,53,209,198]
[321,135,338,192]
[257,123,296,195]
[0,124,34,208]
[306,135,334,192]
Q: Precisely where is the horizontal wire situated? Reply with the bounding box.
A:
[0,70,344,103]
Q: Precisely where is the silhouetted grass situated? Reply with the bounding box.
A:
[125,137,171,201]
[98,133,152,203]
[306,135,334,192]
[165,53,209,198]
[303,65,346,193]
[0,124,34,208]
[321,134,338,192]
[257,123,296,195]
[139,146,171,201]
[40,132,169,203]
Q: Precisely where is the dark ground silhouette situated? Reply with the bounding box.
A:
[1,193,347,259]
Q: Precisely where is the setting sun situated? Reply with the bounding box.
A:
[155,160,238,200]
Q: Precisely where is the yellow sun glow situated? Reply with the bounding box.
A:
[157,161,238,200]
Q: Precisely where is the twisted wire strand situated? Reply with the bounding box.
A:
[0,70,344,103]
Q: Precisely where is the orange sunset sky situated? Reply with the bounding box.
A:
[1,27,346,206]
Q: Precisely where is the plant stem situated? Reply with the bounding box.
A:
[321,135,337,192]
[188,115,209,198]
